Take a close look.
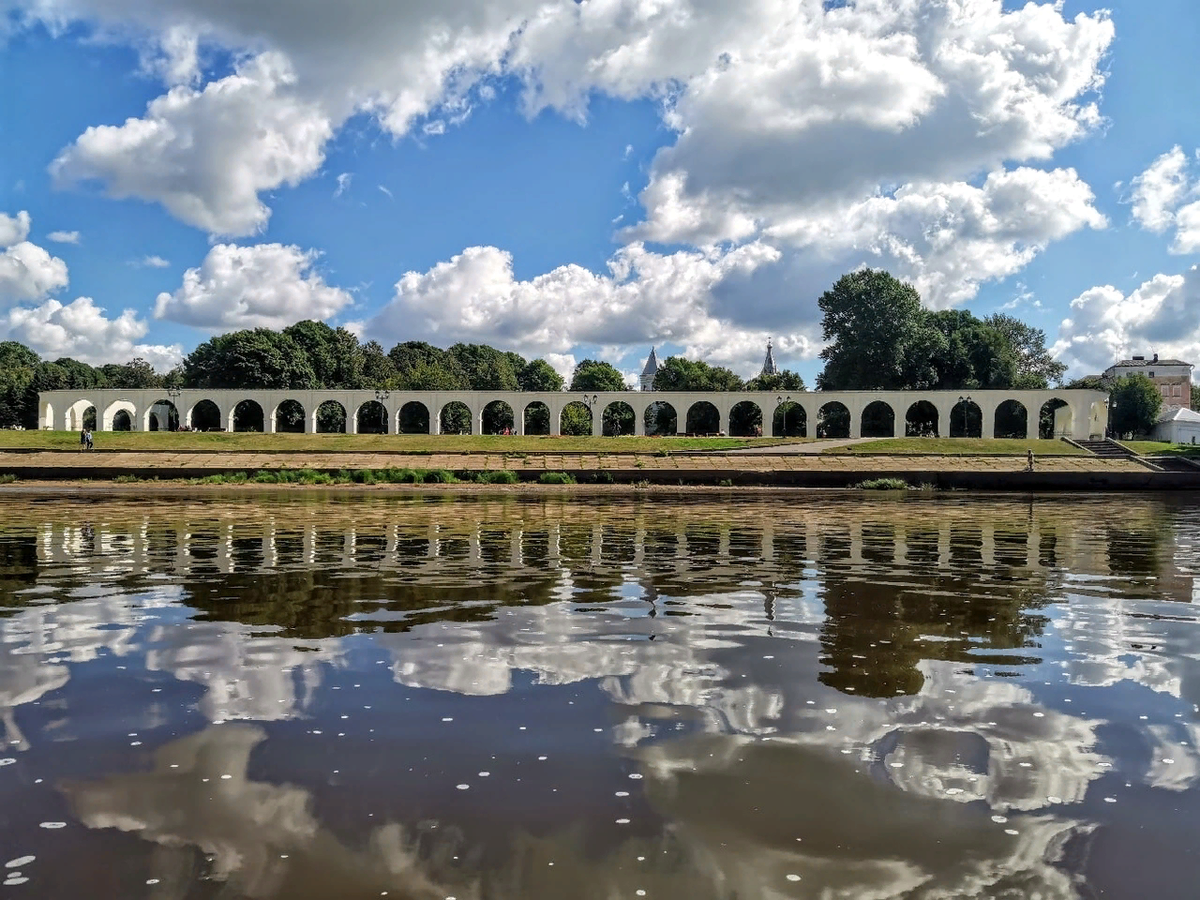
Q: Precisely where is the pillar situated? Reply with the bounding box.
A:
[850,411,862,439]
[432,407,441,435]
[591,409,603,437]
[981,406,996,440]
[266,408,277,434]
[515,406,525,436]
[550,408,561,436]
[634,412,646,437]
[720,411,731,436]
[347,409,358,435]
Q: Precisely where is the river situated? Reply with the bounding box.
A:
[1,492,1199,898]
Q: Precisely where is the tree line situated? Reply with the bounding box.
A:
[0,269,1179,435]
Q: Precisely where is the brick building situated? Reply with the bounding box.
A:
[1103,354,1194,410]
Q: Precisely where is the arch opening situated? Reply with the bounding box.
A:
[316,400,347,434]
[440,401,472,435]
[190,400,221,432]
[102,400,136,432]
[950,399,982,438]
[817,402,850,438]
[356,400,389,434]
[143,399,179,432]
[1039,398,1072,439]
[905,401,938,437]
[646,401,677,436]
[603,401,635,436]
[686,401,720,435]
[523,401,550,436]
[729,400,763,437]
[232,399,264,432]
[111,409,133,431]
[483,400,515,435]
[398,401,430,434]
[772,402,807,437]
[560,401,593,436]
[274,399,306,433]
[994,400,1028,440]
[861,401,895,438]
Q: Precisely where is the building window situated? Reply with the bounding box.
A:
[1174,384,1182,397]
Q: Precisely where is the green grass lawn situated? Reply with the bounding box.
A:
[0,430,795,454]
[1121,440,1200,457]
[825,437,1089,456]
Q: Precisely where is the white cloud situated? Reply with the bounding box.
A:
[0,211,70,303]
[1052,265,1200,375]
[136,255,171,268]
[154,242,353,330]
[47,230,80,244]
[2,296,183,369]
[368,241,815,375]
[333,172,352,198]
[1128,146,1200,254]
[51,53,334,236]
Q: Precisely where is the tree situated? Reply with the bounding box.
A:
[282,321,363,388]
[1110,373,1163,437]
[518,359,564,392]
[448,343,519,391]
[652,357,743,392]
[570,359,626,392]
[0,342,40,428]
[817,269,941,390]
[1066,375,1107,392]
[99,358,164,389]
[1193,384,1200,411]
[984,314,1066,388]
[184,329,316,389]
[360,340,398,388]
[744,369,806,393]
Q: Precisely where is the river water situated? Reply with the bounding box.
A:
[1,492,1199,899]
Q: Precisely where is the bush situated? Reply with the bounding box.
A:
[423,469,459,484]
[113,474,141,484]
[717,478,733,487]
[538,471,576,484]
[856,477,910,490]
[592,471,614,484]
[0,473,16,484]
[475,470,520,484]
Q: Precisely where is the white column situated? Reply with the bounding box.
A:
[266,406,277,434]
[591,407,602,437]
[981,405,996,439]
[515,405,525,436]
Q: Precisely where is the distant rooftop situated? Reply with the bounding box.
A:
[1108,355,1193,369]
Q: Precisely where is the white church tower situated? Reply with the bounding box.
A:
[640,348,660,391]
[760,339,779,377]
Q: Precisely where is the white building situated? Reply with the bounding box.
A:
[1151,407,1200,445]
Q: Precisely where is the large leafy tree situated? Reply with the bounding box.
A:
[184,329,316,389]
[817,269,941,390]
[99,358,164,389]
[744,370,806,392]
[566,360,627,434]
[1110,373,1163,437]
[984,314,1066,388]
[652,357,743,392]
[0,342,40,428]
[518,359,564,433]
[282,321,363,388]
[448,343,520,391]
[570,360,626,392]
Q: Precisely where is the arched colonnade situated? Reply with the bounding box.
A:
[38,389,1109,439]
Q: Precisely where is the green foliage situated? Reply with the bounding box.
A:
[448,343,520,391]
[538,471,577,484]
[1110,373,1163,437]
[653,356,744,392]
[856,478,911,490]
[0,473,17,484]
[570,359,626,392]
[518,359,564,392]
[1193,384,1200,411]
[717,478,733,487]
[744,369,806,392]
[475,470,520,484]
[185,329,316,389]
[423,469,459,483]
[389,341,470,390]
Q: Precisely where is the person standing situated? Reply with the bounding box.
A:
[1026,448,1034,472]
[85,429,93,451]
[79,428,87,452]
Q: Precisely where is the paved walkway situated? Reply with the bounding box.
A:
[0,450,1153,475]
[720,437,882,455]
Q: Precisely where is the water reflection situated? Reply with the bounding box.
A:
[0,494,1199,898]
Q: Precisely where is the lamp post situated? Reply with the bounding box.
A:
[166,387,180,432]
[374,389,390,434]
[957,394,972,437]
[776,394,791,437]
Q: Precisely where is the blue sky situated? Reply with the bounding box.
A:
[2,0,1199,384]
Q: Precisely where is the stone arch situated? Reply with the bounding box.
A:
[817,401,850,438]
[274,399,306,433]
[398,401,430,434]
[315,400,347,434]
[356,400,389,434]
[729,400,763,437]
[482,400,515,434]
[950,398,982,438]
[686,401,720,435]
[560,401,592,436]
[994,399,1028,439]
[905,400,938,437]
[66,399,97,432]
[111,409,133,431]
[772,401,807,437]
[861,400,895,438]
[603,401,635,436]
[102,399,137,431]
[189,399,221,431]
[645,401,676,436]
[523,401,550,435]
[440,401,472,435]
[1039,397,1072,439]
[142,399,179,432]
[232,399,265,432]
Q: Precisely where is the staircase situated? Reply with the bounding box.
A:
[1073,438,1138,460]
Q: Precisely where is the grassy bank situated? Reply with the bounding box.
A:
[1122,441,1200,458]
[824,438,1087,456]
[2,430,787,454]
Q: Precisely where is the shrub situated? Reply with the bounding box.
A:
[475,470,520,484]
[423,469,459,484]
[538,471,576,484]
[351,469,378,484]
[856,477,910,491]
[0,473,16,484]
[113,474,141,484]
[717,478,733,487]
[593,471,614,484]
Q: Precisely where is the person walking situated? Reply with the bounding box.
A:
[84,429,93,451]
[1026,448,1034,472]
[79,428,87,452]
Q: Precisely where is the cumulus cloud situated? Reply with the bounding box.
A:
[368,241,817,375]
[0,210,70,303]
[1128,146,1200,254]
[154,242,353,330]
[52,53,333,236]
[1052,265,1200,375]
[135,255,171,268]
[46,230,80,244]
[2,296,183,369]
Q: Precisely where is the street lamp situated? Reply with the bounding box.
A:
[776,394,791,437]
[166,387,180,431]
[375,389,390,434]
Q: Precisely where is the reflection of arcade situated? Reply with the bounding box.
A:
[1,497,1193,696]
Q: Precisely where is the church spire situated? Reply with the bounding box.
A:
[760,339,779,377]
[640,347,659,391]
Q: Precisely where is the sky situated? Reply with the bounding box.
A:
[2,0,1200,386]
